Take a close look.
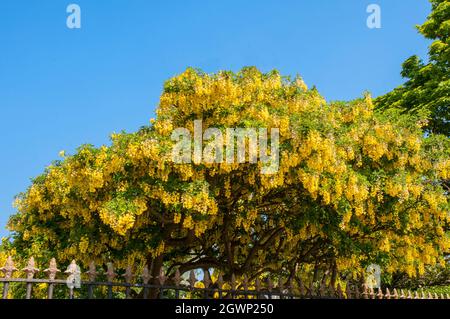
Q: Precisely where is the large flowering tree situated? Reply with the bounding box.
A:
[3,67,449,287]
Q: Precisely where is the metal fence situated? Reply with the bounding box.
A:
[0,256,449,300]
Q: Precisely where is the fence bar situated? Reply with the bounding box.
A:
[44,258,60,299]
[123,266,133,299]
[266,277,273,299]
[23,257,39,299]
[86,261,98,299]
[255,277,261,299]
[217,274,224,299]
[65,260,79,300]
[106,262,116,299]
[203,270,211,299]
[158,267,166,299]
[1,256,17,299]
[142,265,151,299]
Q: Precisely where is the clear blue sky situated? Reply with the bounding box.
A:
[0,0,431,237]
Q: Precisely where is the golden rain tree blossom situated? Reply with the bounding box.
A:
[5,67,449,286]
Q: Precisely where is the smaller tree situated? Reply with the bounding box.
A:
[375,0,450,136]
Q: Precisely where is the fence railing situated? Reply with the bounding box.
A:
[0,256,449,299]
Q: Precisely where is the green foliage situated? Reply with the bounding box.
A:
[419,285,450,295]
[375,0,450,136]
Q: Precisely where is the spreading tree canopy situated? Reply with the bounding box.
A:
[3,67,449,285]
